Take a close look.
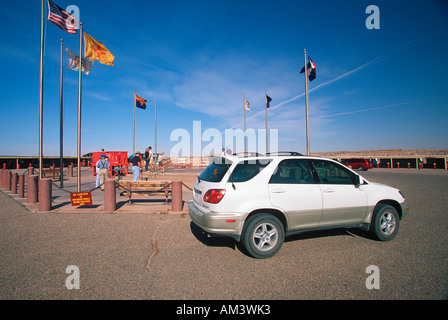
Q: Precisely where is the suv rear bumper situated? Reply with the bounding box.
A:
[188,200,242,239]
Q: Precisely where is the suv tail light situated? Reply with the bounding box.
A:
[203,189,226,204]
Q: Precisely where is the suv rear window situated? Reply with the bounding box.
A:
[230,159,272,183]
[198,160,230,182]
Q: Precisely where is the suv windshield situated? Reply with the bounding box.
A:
[198,158,230,182]
[230,159,272,183]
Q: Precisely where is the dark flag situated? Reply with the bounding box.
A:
[300,56,317,81]
[135,94,147,109]
[266,95,272,108]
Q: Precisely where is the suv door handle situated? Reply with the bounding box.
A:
[323,188,336,193]
[271,188,286,194]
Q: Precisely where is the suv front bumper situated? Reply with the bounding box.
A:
[400,201,411,219]
[188,200,242,240]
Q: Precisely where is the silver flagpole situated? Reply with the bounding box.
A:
[39,0,45,179]
[154,93,157,157]
[304,48,310,155]
[244,94,247,153]
[77,22,83,192]
[59,39,64,188]
[133,89,136,157]
[265,89,269,154]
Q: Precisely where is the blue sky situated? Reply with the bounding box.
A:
[1,0,447,157]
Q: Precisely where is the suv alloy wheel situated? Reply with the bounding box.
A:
[241,213,285,259]
[369,204,400,241]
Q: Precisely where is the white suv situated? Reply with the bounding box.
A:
[188,153,410,259]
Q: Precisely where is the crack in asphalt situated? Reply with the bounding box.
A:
[145,218,164,271]
[144,215,187,271]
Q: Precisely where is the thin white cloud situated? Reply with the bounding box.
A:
[245,37,430,123]
[312,99,433,119]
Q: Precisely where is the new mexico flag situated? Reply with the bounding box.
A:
[84,32,115,66]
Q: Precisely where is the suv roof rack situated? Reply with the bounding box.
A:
[232,152,265,157]
[266,151,303,156]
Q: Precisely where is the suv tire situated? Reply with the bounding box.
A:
[370,204,400,241]
[241,213,285,259]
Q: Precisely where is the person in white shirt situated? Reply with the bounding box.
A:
[96,154,110,190]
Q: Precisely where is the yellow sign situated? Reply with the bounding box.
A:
[70,192,93,206]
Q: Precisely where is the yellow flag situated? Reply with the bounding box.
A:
[84,32,115,66]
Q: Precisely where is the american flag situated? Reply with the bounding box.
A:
[47,0,78,34]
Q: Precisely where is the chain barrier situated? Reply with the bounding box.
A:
[182,182,193,191]
[51,180,103,194]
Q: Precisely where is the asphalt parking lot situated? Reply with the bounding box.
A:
[0,168,447,301]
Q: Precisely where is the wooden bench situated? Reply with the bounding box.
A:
[118,180,171,205]
[41,168,61,179]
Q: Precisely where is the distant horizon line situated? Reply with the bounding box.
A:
[1,147,448,159]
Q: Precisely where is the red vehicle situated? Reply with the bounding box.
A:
[340,158,374,171]
[91,151,129,177]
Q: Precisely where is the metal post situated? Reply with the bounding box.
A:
[133,89,135,157]
[77,23,83,192]
[39,0,45,179]
[304,49,310,155]
[265,89,269,153]
[244,94,247,153]
[154,93,157,157]
[60,39,64,188]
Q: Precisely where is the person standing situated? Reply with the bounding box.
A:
[95,163,101,188]
[147,147,153,172]
[130,152,141,181]
[144,147,150,172]
[158,152,165,173]
[96,149,105,187]
[96,154,110,191]
[148,147,153,165]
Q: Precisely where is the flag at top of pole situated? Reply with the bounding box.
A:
[266,94,272,108]
[300,54,317,81]
[135,94,147,109]
[47,0,78,34]
[84,33,115,66]
[244,98,250,111]
[66,47,94,75]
